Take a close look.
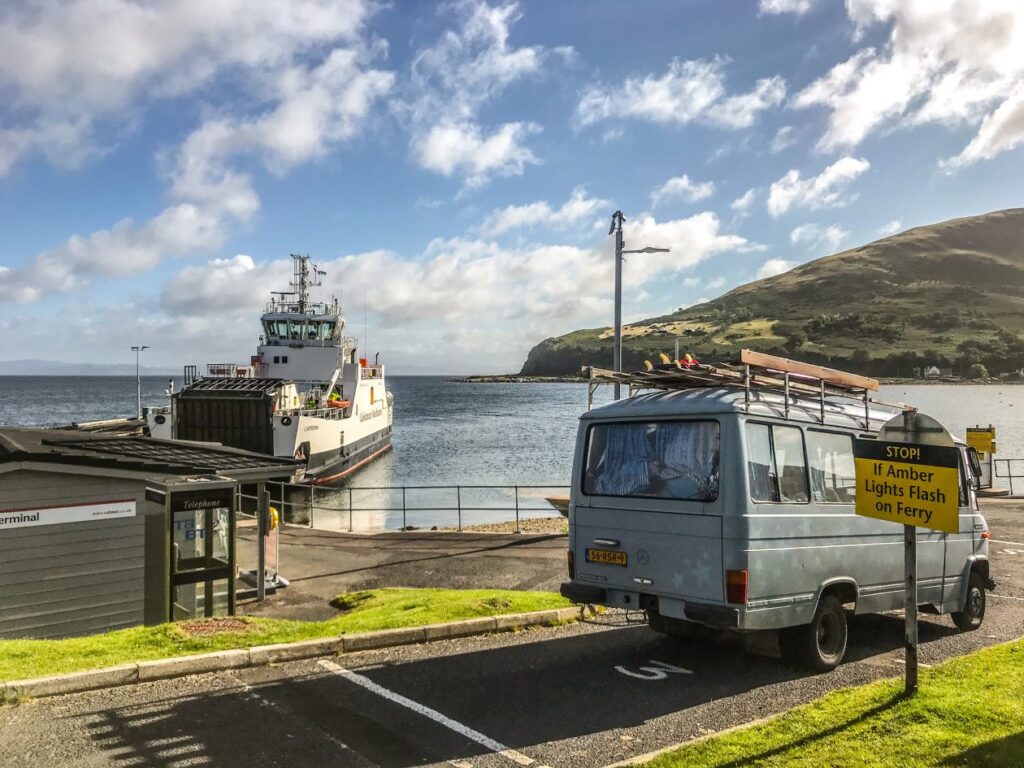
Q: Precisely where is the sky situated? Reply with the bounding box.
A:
[1,0,1023,374]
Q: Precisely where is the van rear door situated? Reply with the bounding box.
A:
[572,419,724,603]
[573,505,723,602]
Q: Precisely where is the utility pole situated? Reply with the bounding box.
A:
[131,345,150,420]
[608,212,671,400]
[610,212,625,401]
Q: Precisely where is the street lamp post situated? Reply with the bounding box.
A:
[131,345,150,419]
[608,212,670,400]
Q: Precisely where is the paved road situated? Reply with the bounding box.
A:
[2,502,1021,768]
[2,596,1022,768]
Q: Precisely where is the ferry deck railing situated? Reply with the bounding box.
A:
[237,482,570,534]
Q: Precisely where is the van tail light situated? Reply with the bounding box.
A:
[726,569,748,605]
[567,550,575,579]
[980,531,991,539]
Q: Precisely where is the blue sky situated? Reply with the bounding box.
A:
[1,0,1023,373]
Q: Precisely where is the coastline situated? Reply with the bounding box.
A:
[451,374,1024,386]
[449,374,587,383]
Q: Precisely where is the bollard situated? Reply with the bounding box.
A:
[402,487,407,531]
[348,487,353,532]
[457,485,462,532]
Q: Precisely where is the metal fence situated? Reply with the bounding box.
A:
[993,458,1024,496]
[257,482,570,533]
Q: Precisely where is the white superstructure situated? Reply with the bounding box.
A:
[147,255,393,484]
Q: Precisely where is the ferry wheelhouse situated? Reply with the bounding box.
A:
[147,254,393,484]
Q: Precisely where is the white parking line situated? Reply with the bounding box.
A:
[239,681,376,766]
[990,593,1024,602]
[991,539,1024,547]
[318,659,539,767]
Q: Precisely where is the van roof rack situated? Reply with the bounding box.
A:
[583,349,913,428]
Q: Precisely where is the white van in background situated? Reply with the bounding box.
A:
[561,356,993,671]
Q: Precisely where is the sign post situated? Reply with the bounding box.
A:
[854,411,959,695]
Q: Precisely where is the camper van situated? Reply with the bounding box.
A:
[561,353,993,671]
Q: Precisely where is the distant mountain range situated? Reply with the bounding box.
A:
[521,208,1024,378]
[0,359,179,376]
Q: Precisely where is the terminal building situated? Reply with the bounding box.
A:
[0,428,296,639]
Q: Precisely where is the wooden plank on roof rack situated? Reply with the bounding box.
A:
[739,349,879,391]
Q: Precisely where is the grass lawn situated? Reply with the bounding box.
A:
[0,588,569,682]
[646,638,1024,768]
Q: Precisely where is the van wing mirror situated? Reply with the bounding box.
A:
[967,447,983,490]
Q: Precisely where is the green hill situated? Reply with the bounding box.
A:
[520,208,1024,377]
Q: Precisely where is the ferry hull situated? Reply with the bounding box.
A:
[302,427,392,485]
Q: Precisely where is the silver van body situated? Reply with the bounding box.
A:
[561,387,990,637]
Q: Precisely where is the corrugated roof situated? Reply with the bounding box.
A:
[0,427,298,479]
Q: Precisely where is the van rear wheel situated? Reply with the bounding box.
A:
[951,572,986,631]
[782,595,847,673]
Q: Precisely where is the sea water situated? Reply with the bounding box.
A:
[1,376,1020,530]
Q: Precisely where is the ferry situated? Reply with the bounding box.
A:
[147,254,393,484]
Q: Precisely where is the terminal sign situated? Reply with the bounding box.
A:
[853,440,960,534]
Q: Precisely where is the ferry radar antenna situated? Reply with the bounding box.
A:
[289,253,323,314]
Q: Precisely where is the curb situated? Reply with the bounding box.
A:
[0,606,582,702]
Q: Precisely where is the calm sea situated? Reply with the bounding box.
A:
[1,376,1020,529]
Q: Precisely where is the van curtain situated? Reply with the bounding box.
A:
[592,422,719,500]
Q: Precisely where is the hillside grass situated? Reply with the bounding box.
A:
[645,639,1024,768]
[0,588,569,682]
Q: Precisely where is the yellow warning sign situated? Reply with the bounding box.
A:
[854,440,960,534]
[965,428,996,454]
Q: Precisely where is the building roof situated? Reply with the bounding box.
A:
[581,386,901,432]
[0,427,298,481]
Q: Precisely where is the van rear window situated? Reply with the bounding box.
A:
[583,421,720,501]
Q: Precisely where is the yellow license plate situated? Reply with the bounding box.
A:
[586,548,627,566]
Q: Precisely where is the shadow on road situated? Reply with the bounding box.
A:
[73,611,975,768]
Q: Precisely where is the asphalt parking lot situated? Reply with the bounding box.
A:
[1,501,1022,768]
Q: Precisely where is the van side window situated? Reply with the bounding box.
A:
[583,420,720,501]
[807,431,856,503]
[745,422,809,503]
[746,423,775,501]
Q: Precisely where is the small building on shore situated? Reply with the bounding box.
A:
[0,428,296,640]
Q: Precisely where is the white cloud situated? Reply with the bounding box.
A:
[0,204,231,303]
[480,187,608,236]
[793,1,1024,166]
[770,125,798,153]
[414,121,540,187]
[621,213,756,283]
[708,77,787,129]
[789,223,849,252]
[942,83,1024,170]
[650,174,715,207]
[730,188,758,214]
[401,0,570,187]
[878,219,902,236]
[756,258,796,279]
[704,275,727,291]
[759,0,818,14]
[155,212,754,371]
[766,156,870,217]
[576,57,785,130]
[0,0,374,174]
[0,4,392,304]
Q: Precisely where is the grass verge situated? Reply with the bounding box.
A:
[0,588,569,682]
[645,638,1024,768]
